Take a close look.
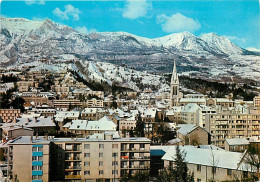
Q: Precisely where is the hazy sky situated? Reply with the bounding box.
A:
[1,0,259,49]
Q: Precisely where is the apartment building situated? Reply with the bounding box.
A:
[254,95,260,108]
[53,99,82,109]
[205,112,260,148]
[86,99,104,108]
[21,91,54,106]
[6,136,51,182]
[0,109,21,123]
[52,132,150,182]
[1,133,150,182]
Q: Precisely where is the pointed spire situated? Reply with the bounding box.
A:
[171,60,179,84]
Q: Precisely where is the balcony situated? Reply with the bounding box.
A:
[65,157,81,161]
[65,175,81,179]
[65,166,81,170]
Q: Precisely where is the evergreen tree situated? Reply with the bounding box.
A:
[134,112,144,137]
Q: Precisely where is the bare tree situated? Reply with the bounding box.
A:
[209,147,219,182]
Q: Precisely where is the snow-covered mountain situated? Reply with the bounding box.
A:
[1,17,260,80]
[200,33,243,55]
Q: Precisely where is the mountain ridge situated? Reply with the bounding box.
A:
[1,17,260,81]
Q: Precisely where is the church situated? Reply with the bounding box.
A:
[170,60,180,107]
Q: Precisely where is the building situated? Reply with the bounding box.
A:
[176,124,210,145]
[65,116,117,137]
[179,98,207,106]
[53,99,82,109]
[205,112,260,148]
[151,145,255,182]
[52,132,151,181]
[6,136,51,182]
[180,103,202,126]
[0,109,21,123]
[6,126,34,139]
[224,138,249,152]
[86,99,104,108]
[170,60,180,107]
[253,94,260,108]
[21,91,55,106]
[1,117,56,136]
[81,108,105,121]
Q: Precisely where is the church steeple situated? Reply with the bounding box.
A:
[170,60,179,107]
[171,60,179,85]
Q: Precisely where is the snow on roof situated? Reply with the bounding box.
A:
[141,108,157,118]
[157,102,166,109]
[63,122,72,128]
[1,118,55,129]
[8,136,51,144]
[177,124,197,135]
[154,145,251,171]
[15,118,55,127]
[82,108,97,114]
[181,103,201,113]
[216,98,233,103]
[167,138,181,145]
[68,116,116,131]
[179,98,206,103]
[165,110,174,116]
[226,138,250,146]
[54,111,80,119]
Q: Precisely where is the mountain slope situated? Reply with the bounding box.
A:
[0,17,260,81]
[200,33,243,55]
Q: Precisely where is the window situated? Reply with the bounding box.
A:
[140,144,145,148]
[84,162,90,166]
[99,153,103,157]
[32,166,42,170]
[99,170,104,175]
[112,170,118,175]
[99,161,103,166]
[197,179,201,182]
[197,164,201,171]
[243,171,248,178]
[32,156,37,161]
[32,175,42,180]
[84,153,90,158]
[99,144,104,149]
[227,169,232,176]
[32,156,42,161]
[212,167,216,174]
[84,171,90,175]
[57,153,62,158]
[84,144,90,149]
[112,153,118,157]
[57,144,62,149]
[140,161,144,166]
[112,161,118,166]
[112,144,118,149]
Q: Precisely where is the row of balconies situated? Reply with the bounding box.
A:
[65,165,81,170]
[121,156,150,160]
[121,148,147,152]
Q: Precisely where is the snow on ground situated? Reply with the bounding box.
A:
[82,61,170,91]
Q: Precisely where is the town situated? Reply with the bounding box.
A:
[0,60,259,182]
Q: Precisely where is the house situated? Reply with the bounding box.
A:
[177,124,210,145]
[66,116,117,136]
[225,138,250,152]
[151,145,255,182]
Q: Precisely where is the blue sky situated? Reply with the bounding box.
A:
[0,0,259,49]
